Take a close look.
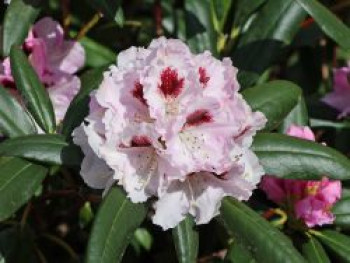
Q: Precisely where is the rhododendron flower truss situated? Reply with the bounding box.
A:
[261,125,342,228]
[0,17,85,124]
[73,37,267,230]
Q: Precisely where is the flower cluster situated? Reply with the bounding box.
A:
[322,66,350,118]
[261,125,342,228]
[0,17,85,124]
[73,37,266,230]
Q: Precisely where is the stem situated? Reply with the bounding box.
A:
[42,233,79,262]
[76,12,102,40]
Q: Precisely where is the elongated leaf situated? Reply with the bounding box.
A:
[2,0,41,56]
[233,0,266,28]
[0,86,36,137]
[225,241,256,263]
[302,235,330,263]
[242,80,302,131]
[313,230,350,263]
[220,198,306,263]
[185,0,218,55]
[172,215,198,263]
[279,95,309,133]
[0,157,47,221]
[252,133,350,180]
[295,0,350,50]
[79,37,117,68]
[62,67,107,138]
[86,186,147,263]
[233,0,306,74]
[10,47,56,133]
[333,197,350,229]
[0,134,81,166]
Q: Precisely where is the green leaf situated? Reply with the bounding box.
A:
[134,228,153,251]
[252,133,350,180]
[62,67,107,138]
[10,47,56,133]
[172,215,199,263]
[225,241,256,263]
[86,186,147,263]
[295,0,350,50]
[2,0,41,56]
[0,86,36,137]
[232,0,266,28]
[332,197,350,230]
[242,80,302,131]
[279,95,309,133]
[211,0,233,33]
[233,0,306,74]
[87,0,123,25]
[220,198,306,263]
[313,230,350,263]
[185,0,218,56]
[79,37,117,68]
[0,157,47,221]
[302,235,330,263]
[0,134,81,166]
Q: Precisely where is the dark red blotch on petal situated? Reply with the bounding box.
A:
[158,67,184,98]
[199,67,210,87]
[185,109,213,127]
[132,82,148,106]
[131,136,152,147]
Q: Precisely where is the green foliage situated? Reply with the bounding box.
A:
[172,216,199,263]
[86,187,147,263]
[0,86,36,137]
[10,47,56,133]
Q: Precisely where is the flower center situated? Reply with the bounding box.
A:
[131,136,152,147]
[158,67,184,98]
[185,109,213,127]
[199,67,210,87]
[132,82,148,106]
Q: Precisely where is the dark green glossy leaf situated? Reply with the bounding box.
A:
[295,0,350,50]
[0,157,47,221]
[220,198,306,263]
[185,0,218,55]
[225,241,256,263]
[333,197,350,229]
[233,0,305,74]
[86,186,147,263]
[2,0,41,56]
[79,37,117,68]
[10,47,56,133]
[233,0,266,28]
[313,230,350,263]
[242,80,302,131]
[252,133,350,180]
[172,215,198,263]
[0,134,81,166]
[279,95,309,133]
[302,235,330,263]
[62,67,107,138]
[0,86,36,137]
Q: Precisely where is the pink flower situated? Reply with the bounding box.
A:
[260,125,342,228]
[73,37,266,230]
[0,17,85,124]
[322,67,350,118]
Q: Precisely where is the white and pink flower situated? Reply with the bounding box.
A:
[0,17,85,124]
[73,37,266,230]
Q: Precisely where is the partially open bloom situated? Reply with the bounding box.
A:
[322,67,350,118]
[261,125,342,228]
[0,17,85,124]
[73,37,266,230]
